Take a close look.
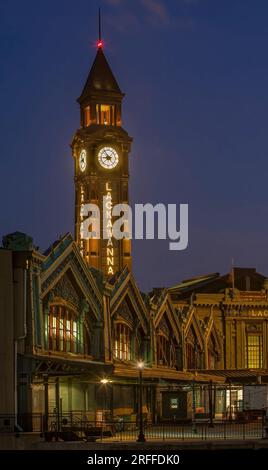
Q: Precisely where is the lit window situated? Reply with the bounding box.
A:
[59,316,64,351]
[81,186,84,203]
[114,323,131,361]
[246,334,263,368]
[46,305,90,355]
[66,319,71,352]
[52,316,57,350]
[96,104,115,125]
[44,314,48,346]
[84,106,90,126]
[73,321,77,353]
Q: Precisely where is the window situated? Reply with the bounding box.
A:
[114,323,131,361]
[246,334,263,368]
[59,313,64,351]
[96,104,115,125]
[52,316,57,350]
[186,342,203,369]
[73,321,77,353]
[157,334,176,367]
[186,328,203,369]
[186,343,195,369]
[66,319,71,352]
[207,335,218,370]
[46,305,90,355]
[80,186,84,203]
[84,106,90,126]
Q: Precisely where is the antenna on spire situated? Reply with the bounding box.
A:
[98,7,103,48]
[231,257,235,291]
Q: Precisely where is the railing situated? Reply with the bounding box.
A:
[0,414,266,441]
[0,414,44,433]
[97,420,265,442]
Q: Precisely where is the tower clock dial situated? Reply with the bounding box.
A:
[79,149,87,172]
[98,146,119,169]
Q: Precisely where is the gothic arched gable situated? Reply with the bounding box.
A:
[184,309,204,351]
[110,270,149,335]
[113,298,135,328]
[154,294,181,346]
[53,272,80,310]
[206,323,222,356]
[41,234,102,321]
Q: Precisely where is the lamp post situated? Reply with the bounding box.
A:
[137,361,146,443]
[192,379,197,434]
[208,380,214,428]
[100,378,109,423]
[228,380,232,421]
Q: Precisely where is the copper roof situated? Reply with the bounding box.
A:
[78,48,123,104]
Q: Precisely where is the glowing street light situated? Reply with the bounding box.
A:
[100,378,111,422]
[100,378,109,385]
[137,361,146,443]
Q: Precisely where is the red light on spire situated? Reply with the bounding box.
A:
[97,40,103,49]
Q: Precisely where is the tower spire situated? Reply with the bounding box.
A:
[73,21,132,275]
[98,7,103,48]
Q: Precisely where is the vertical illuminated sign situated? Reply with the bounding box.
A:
[104,182,114,275]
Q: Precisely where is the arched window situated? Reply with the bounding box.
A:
[207,334,218,370]
[114,323,131,361]
[45,304,90,355]
[186,342,195,369]
[157,334,176,367]
[186,327,203,369]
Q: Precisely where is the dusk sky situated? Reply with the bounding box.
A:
[1,0,268,291]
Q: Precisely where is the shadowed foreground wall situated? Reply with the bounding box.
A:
[0,250,14,414]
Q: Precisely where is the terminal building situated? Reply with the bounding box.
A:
[1,38,268,431]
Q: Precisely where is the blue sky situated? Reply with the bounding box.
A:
[1,0,268,290]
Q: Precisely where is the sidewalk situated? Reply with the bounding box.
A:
[33,438,268,451]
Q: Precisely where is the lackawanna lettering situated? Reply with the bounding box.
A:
[87,454,121,467]
[104,182,114,275]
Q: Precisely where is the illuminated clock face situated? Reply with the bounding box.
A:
[98,147,119,169]
[79,149,87,172]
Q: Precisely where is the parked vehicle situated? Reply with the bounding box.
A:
[240,385,268,421]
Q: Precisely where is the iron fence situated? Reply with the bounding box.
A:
[98,420,265,442]
[0,413,266,442]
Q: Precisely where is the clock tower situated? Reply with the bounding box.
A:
[72,39,132,276]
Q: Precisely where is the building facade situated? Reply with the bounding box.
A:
[1,41,268,432]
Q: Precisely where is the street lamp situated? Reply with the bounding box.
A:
[137,361,146,442]
[192,379,197,434]
[208,380,214,428]
[100,378,109,385]
[100,378,110,423]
